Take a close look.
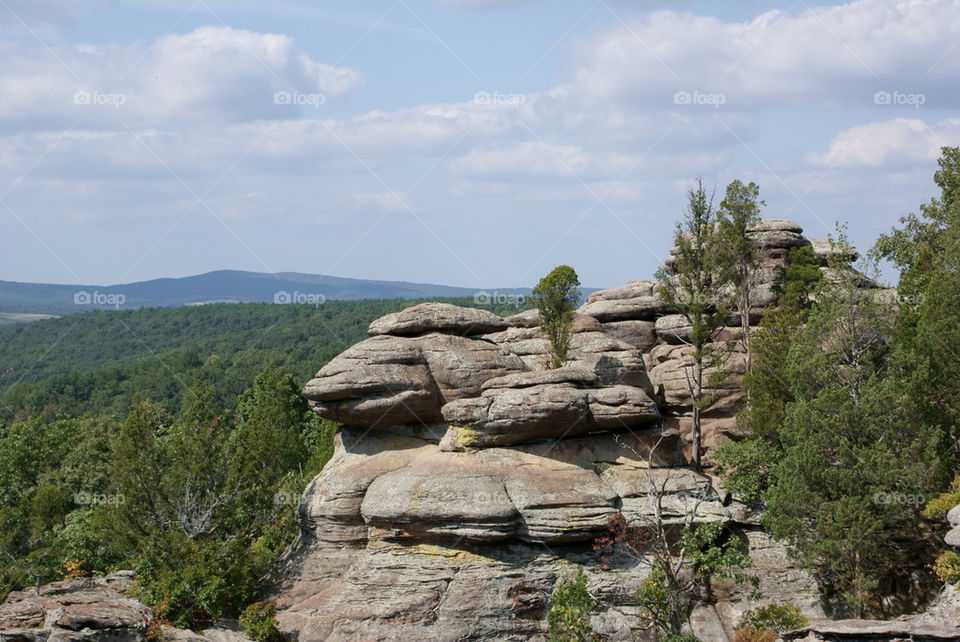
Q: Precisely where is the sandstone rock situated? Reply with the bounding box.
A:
[946,525,960,547]
[303,333,526,428]
[603,467,732,524]
[584,280,656,304]
[746,229,811,249]
[360,451,519,542]
[809,237,859,265]
[783,618,960,640]
[655,314,691,344]
[481,368,598,390]
[502,310,601,333]
[599,320,657,351]
[567,332,649,388]
[300,429,431,543]
[578,295,672,322]
[303,335,441,426]
[368,302,508,336]
[0,572,152,640]
[947,503,960,527]
[648,346,747,415]
[587,386,659,430]
[418,333,527,401]
[505,463,618,542]
[819,266,882,289]
[504,308,539,328]
[746,218,803,233]
[441,383,592,447]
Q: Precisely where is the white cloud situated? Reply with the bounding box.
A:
[568,0,960,109]
[808,117,960,168]
[0,26,363,130]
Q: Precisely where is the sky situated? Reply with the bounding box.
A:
[0,0,958,290]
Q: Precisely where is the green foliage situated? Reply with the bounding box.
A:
[532,266,581,369]
[0,297,522,423]
[239,601,285,642]
[681,523,757,592]
[634,523,754,638]
[657,179,740,470]
[922,475,960,521]
[719,181,958,616]
[715,179,764,354]
[133,533,268,628]
[736,602,809,633]
[932,551,960,585]
[546,568,595,641]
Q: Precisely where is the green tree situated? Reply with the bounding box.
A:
[715,179,764,371]
[532,265,581,369]
[758,270,946,615]
[715,245,822,502]
[657,180,732,471]
[546,568,596,641]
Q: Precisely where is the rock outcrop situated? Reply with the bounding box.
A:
[0,572,250,642]
[275,219,888,639]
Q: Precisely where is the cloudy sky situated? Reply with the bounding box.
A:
[1,0,958,289]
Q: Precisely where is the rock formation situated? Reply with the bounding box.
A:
[272,220,886,640]
[0,571,250,641]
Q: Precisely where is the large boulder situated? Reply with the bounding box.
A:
[303,332,526,428]
[0,572,151,640]
[809,237,860,265]
[368,302,508,337]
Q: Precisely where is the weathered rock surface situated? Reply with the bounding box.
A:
[810,237,860,265]
[0,572,151,640]
[368,302,508,336]
[279,218,917,640]
[0,572,247,642]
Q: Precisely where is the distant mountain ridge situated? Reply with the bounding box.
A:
[0,269,560,316]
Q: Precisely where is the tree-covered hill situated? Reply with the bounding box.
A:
[0,297,527,422]
[0,269,537,315]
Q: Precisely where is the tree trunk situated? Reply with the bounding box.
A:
[692,360,703,472]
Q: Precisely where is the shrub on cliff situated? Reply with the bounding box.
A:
[546,568,595,641]
[532,265,581,369]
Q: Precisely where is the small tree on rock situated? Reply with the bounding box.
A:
[715,180,764,372]
[533,265,581,369]
[657,180,732,471]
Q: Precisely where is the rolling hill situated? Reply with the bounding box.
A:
[0,270,539,316]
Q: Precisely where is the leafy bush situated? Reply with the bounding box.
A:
[922,475,960,521]
[239,601,285,641]
[736,602,808,633]
[546,568,595,641]
[532,265,580,369]
[932,551,960,585]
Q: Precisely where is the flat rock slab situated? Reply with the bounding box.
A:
[368,302,508,337]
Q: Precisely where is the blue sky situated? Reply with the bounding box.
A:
[1,0,958,289]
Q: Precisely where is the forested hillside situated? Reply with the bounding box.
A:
[0,297,525,422]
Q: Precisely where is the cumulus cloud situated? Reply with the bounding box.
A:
[568,0,960,109]
[0,26,363,131]
[808,117,960,168]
